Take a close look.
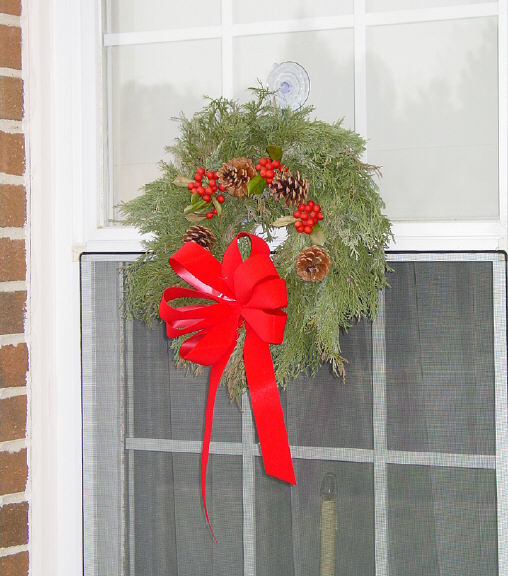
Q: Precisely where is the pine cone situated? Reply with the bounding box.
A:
[269,170,308,206]
[296,246,331,282]
[217,157,256,197]
[183,225,216,251]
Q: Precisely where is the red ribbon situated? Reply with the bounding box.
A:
[159,232,296,537]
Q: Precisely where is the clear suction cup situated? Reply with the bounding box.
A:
[267,61,310,111]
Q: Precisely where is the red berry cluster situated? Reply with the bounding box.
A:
[255,157,288,185]
[293,200,323,234]
[187,167,226,219]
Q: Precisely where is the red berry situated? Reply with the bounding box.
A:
[298,204,306,212]
[293,210,301,218]
[188,182,195,190]
[295,223,303,233]
[203,194,211,202]
[205,171,213,179]
[208,179,216,187]
[303,225,313,234]
[195,174,202,181]
[280,165,287,172]
[212,208,217,215]
[305,204,312,212]
[300,212,308,221]
[266,169,274,178]
[266,178,273,185]
[198,186,205,195]
[219,185,226,192]
[317,212,323,220]
[272,160,280,168]
[256,164,262,171]
[307,200,314,207]
[217,194,225,203]
[198,167,205,174]
[260,158,268,166]
[260,169,267,178]
[206,211,213,219]
[309,211,317,220]
[307,218,315,226]
[313,204,321,212]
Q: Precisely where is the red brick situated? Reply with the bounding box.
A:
[0,0,21,16]
[0,131,24,175]
[0,238,25,281]
[0,502,28,547]
[0,344,27,387]
[0,395,26,442]
[0,185,25,227]
[0,25,21,69]
[0,76,23,120]
[0,552,28,576]
[0,449,26,495]
[0,291,25,334]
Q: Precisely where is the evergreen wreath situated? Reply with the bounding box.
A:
[121,88,392,400]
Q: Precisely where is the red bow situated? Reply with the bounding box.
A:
[159,232,296,537]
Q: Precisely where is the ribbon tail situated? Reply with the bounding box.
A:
[201,347,234,542]
[244,330,296,485]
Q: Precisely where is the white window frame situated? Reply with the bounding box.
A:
[27,1,508,575]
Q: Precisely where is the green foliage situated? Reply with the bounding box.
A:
[120,88,392,399]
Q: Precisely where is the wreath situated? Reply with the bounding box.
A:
[121,88,392,401]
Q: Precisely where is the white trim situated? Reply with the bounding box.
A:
[221,0,233,99]
[28,1,84,575]
[354,0,367,144]
[498,0,508,243]
[241,394,256,576]
[372,291,388,576]
[493,258,508,576]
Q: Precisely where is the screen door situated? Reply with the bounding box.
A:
[81,251,507,575]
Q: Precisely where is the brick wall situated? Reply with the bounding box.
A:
[0,0,29,574]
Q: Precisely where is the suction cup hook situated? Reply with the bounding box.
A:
[267,61,310,111]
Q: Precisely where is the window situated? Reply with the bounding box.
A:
[81,251,507,575]
[97,0,506,250]
[27,1,508,575]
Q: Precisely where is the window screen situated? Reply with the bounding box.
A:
[81,252,507,575]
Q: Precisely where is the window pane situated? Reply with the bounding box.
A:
[286,319,373,449]
[128,320,242,442]
[233,29,355,129]
[367,0,495,11]
[388,465,498,575]
[366,17,498,220]
[233,0,353,23]
[106,40,222,208]
[133,452,244,575]
[256,460,375,576]
[105,0,221,33]
[385,261,496,454]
